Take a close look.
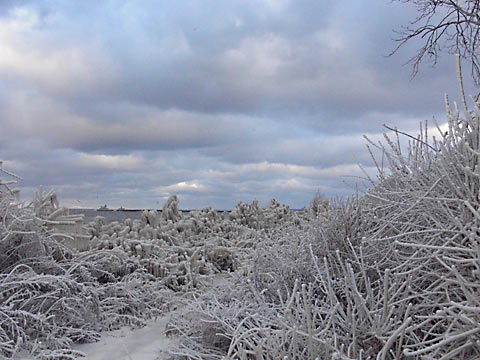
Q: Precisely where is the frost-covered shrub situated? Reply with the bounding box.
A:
[168,63,480,359]
[228,198,294,229]
[229,200,263,228]
[81,195,298,294]
[352,90,480,357]
[162,195,183,222]
[0,166,171,359]
[262,198,292,226]
[310,192,329,216]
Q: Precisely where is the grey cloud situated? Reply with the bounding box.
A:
[199,111,437,168]
[2,0,462,122]
[0,0,470,210]
[0,0,35,16]
[0,88,270,152]
[2,134,369,210]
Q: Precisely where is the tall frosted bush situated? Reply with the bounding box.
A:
[167,60,480,359]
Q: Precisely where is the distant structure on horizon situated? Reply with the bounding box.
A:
[97,204,112,211]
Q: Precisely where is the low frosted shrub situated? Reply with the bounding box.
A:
[0,167,170,359]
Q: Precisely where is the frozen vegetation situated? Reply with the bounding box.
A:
[1,66,480,359]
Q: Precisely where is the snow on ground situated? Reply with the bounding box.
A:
[15,317,173,360]
[73,316,172,360]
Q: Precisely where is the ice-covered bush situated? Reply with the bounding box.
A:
[352,63,480,358]
[229,200,263,228]
[0,165,171,359]
[162,195,183,222]
[167,61,480,359]
[81,194,301,295]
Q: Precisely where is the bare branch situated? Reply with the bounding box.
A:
[383,123,438,151]
[391,0,480,85]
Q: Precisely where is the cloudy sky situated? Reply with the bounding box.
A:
[0,0,476,210]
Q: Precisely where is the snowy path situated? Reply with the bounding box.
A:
[72,317,172,360]
[74,275,229,359]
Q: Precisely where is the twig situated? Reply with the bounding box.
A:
[383,124,438,152]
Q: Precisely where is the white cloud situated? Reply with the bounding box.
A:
[76,153,145,171]
[233,17,243,28]
[1,159,26,172]
[0,8,114,94]
[314,29,345,51]
[209,161,374,180]
[156,181,207,194]
[263,0,290,12]
[273,178,317,191]
[221,34,292,78]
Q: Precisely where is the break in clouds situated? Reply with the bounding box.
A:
[0,0,474,209]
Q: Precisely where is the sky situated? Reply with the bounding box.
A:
[0,0,477,210]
